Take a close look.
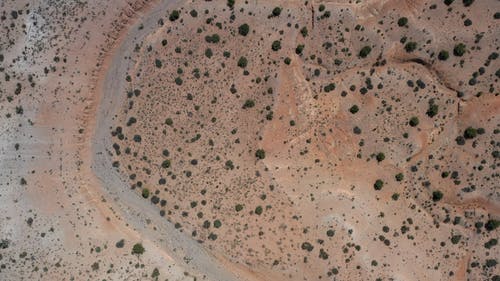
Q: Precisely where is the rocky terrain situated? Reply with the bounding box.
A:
[0,0,498,280]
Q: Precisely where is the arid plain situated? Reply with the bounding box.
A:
[0,0,499,280]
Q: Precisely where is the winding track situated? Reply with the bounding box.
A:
[89,1,256,280]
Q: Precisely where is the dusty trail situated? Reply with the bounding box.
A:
[88,1,259,280]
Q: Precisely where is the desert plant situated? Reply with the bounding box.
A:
[438,50,449,61]
[238,24,250,36]
[359,46,372,58]
[237,56,248,68]
[132,243,145,255]
[374,179,384,190]
[453,43,466,56]
[255,149,266,159]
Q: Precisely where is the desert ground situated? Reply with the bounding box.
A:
[0,0,499,280]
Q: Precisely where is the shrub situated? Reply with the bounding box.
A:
[295,44,305,55]
[453,43,466,56]
[243,99,255,109]
[485,219,499,231]
[214,220,222,228]
[444,0,454,5]
[462,0,474,7]
[349,105,359,114]
[175,77,183,85]
[190,9,198,17]
[359,46,372,58]
[235,204,244,212]
[301,242,314,252]
[395,173,404,181]
[255,206,263,215]
[238,23,250,36]
[205,48,213,58]
[397,17,408,27]
[161,159,171,168]
[432,190,443,202]
[132,243,145,255]
[392,193,400,200]
[169,10,180,21]
[205,34,220,43]
[116,239,125,248]
[409,116,419,127]
[272,7,282,17]
[376,152,385,162]
[271,40,281,51]
[165,118,173,126]
[227,0,235,9]
[300,26,308,37]
[451,235,461,244]
[133,135,141,142]
[326,229,335,237]
[142,188,150,198]
[438,50,449,61]
[374,179,384,190]
[404,42,417,52]
[426,100,438,117]
[323,83,335,92]
[284,57,291,65]
[463,127,477,139]
[255,149,266,159]
[237,56,248,68]
[154,59,162,68]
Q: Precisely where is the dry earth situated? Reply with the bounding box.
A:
[0,0,499,281]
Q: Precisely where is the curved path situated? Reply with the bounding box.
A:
[89,1,256,280]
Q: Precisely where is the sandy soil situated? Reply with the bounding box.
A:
[0,0,499,280]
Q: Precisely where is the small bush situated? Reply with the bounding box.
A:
[438,50,449,61]
[255,206,263,215]
[142,188,150,198]
[359,46,372,58]
[132,243,145,255]
[255,149,266,159]
[237,57,248,68]
[243,99,255,109]
[453,43,466,56]
[432,190,443,202]
[404,42,417,52]
[349,105,359,114]
[485,219,500,231]
[115,239,125,248]
[397,17,408,27]
[238,24,250,36]
[271,40,281,51]
[374,179,384,190]
[463,127,477,139]
[295,44,305,55]
[409,116,419,127]
[272,7,282,17]
[235,204,244,212]
[169,10,180,21]
[376,152,385,162]
[395,173,404,181]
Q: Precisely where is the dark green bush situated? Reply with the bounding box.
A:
[404,42,417,52]
[237,56,248,68]
[438,50,449,61]
[397,17,408,27]
[359,46,372,58]
[132,243,145,255]
[169,10,180,21]
[432,190,443,202]
[238,24,250,36]
[453,43,466,56]
[374,179,384,190]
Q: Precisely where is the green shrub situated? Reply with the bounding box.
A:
[214,220,222,228]
[255,206,263,215]
[227,0,235,8]
[142,188,150,198]
[165,118,173,126]
[154,59,162,68]
[463,127,477,139]
[376,152,385,162]
[132,243,145,255]
[404,42,417,52]
[438,50,449,61]
[237,56,248,68]
[255,149,266,159]
[426,100,438,117]
[397,17,408,27]
[374,179,384,190]
[409,116,419,127]
[323,83,335,92]
[300,26,308,37]
[235,204,244,212]
[295,44,305,55]
[271,40,281,51]
[359,46,372,58]
[161,159,171,168]
[462,0,474,7]
[485,219,500,231]
[453,43,466,56]
[169,10,180,21]
[272,7,282,17]
[451,235,461,244]
[243,99,255,109]
[349,105,359,114]
[301,242,314,252]
[284,57,291,65]
[395,173,404,181]
[115,239,125,248]
[432,190,443,202]
[238,24,250,36]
